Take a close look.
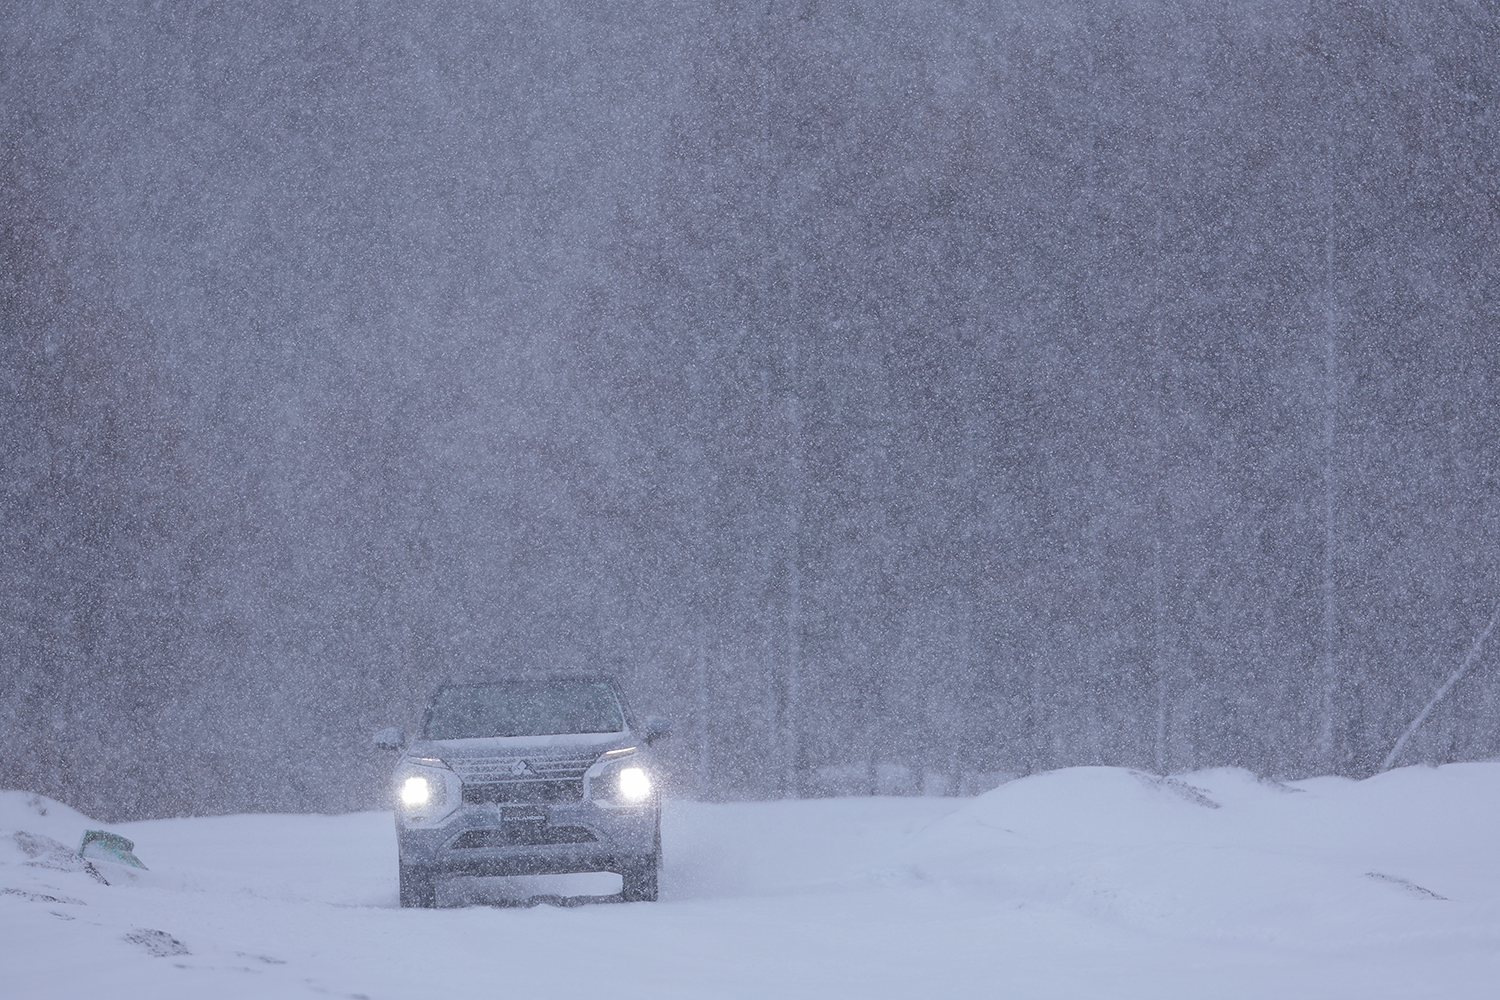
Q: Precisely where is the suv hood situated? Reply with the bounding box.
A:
[405,730,638,764]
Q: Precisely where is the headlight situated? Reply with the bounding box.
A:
[394,757,457,823]
[617,766,651,802]
[587,749,655,808]
[400,776,432,807]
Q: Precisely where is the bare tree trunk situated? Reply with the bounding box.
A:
[1153,534,1168,774]
[1317,274,1339,771]
[1314,10,1344,773]
[783,480,802,799]
[694,636,710,795]
[1381,602,1500,772]
[781,322,803,798]
[750,2,803,800]
[1150,202,1169,775]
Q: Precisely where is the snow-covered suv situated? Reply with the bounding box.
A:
[375,676,669,907]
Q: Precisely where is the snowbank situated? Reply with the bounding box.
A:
[5,765,1500,999]
[905,765,1500,947]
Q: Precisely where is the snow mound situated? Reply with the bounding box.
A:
[0,791,99,853]
[0,791,117,885]
[900,764,1500,945]
[0,790,171,892]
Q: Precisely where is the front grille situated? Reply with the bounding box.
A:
[462,780,582,803]
[449,751,598,805]
[451,826,597,849]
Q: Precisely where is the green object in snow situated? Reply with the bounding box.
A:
[79,829,148,869]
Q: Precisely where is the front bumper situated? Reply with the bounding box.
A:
[397,798,657,877]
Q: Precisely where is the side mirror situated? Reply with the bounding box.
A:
[373,727,406,751]
[642,716,673,745]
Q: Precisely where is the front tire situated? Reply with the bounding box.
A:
[620,855,658,902]
[621,814,662,902]
[399,863,437,908]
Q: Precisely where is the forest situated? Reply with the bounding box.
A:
[3,0,1498,820]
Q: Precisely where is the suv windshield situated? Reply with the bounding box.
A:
[423,679,625,739]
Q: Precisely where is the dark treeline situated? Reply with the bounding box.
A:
[3,1,1498,820]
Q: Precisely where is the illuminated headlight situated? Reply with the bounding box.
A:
[617,766,651,802]
[400,776,432,807]
[394,757,455,821]
[587,749,654,808]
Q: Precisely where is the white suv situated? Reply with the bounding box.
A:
[376,676,669,907]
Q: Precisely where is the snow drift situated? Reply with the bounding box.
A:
[5,764,1500,999]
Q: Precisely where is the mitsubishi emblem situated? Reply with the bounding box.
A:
[508,759,536,777]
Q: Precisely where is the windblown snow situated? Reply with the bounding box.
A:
[5,764,1500,999]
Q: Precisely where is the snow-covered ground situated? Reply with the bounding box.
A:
[5,764,1500,999]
